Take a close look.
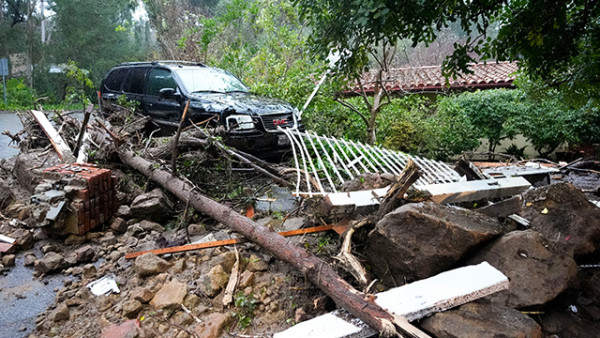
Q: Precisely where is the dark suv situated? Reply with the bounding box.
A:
[99,61,302,153]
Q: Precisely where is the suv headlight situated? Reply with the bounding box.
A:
[226,115,255,131]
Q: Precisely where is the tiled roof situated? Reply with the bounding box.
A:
[350,61,518,94]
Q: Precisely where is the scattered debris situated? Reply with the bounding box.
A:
[87,274,120,296]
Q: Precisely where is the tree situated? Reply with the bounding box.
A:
[294,0,600,90]
[48,0,151,84]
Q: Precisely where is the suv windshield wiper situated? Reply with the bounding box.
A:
[191,90,225,94]
[225,90,248,93]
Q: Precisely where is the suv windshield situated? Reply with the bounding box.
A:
[174,67,249,94]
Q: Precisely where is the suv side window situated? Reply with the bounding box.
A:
[147,68,177,96]
[104,68,128,91]
[123,67,148,94]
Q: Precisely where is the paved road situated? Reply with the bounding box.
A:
[0,111,22,159]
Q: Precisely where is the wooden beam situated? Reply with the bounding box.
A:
[30,110,76,163]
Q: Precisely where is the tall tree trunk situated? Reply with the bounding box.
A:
[118,149,425,338]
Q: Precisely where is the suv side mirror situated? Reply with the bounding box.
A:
[159,87,179,99]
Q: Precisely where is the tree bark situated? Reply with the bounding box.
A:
[118,149,424,337]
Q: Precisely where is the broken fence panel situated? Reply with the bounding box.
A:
[275,262,509,338]
[280,129,463,197]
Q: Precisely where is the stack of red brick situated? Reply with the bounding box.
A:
[43,163,118,235]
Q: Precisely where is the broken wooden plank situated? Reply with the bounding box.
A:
[275,262,509,338]
[125,224,335,259]
[30,110,76,163]
[0,234,15,244]
[417,177,531,204]
[325,177,531,209]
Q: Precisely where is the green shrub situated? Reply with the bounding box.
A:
[0,77,35,109]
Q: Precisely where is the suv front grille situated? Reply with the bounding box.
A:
[261,113,294,131]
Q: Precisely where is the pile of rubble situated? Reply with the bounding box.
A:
[1,108,600,338]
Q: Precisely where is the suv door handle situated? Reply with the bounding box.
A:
[147,103,153,107]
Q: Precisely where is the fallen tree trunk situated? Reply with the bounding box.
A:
[119,149,427,338]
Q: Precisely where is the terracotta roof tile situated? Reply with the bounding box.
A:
[351,61,518,94]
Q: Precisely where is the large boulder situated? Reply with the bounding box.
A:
[420,301,542,338]
[468,230,577,308]
[520,183,600,255]
[150,279,188,309]
[134,253,172,277]
[366,202,505,283]
[130,188,172,222]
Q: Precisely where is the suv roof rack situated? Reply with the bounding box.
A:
[117,60,206,67]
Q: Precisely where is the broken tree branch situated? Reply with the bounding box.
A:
[74,103,94,156]
[119,149,420,337]
[188,124,292,187]
[378,159,421,216]
[171,100,191,177]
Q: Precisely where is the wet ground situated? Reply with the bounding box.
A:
[0,251,63,338]
[0,111,22,159]
[0,111,62,338]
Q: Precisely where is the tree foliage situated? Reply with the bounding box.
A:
[48,0,151,83]
[294,0,600,90]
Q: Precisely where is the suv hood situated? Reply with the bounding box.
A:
[188,92,295,116]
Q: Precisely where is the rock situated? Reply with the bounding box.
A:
[32,228,48,241]
[366,202,505,283]
[171,311,194,326]
[199,265,229,297]
[49,303,70,322]
[420,301,542,338]
[213,251,236,273]
[110,217,128,233]
[194,312,233,338]
[131,287,154,304]
[150,279,188,309]
[130,189,172,222]
[41,244,60,254]
[99,231,117,245]
[183,294,200,309]
[239,270,255,288]
[12,228,34,250]
[134,253,172,277]
[64,234,86,245]
[100,319,140,338]
[255,185,298,214]
[187,223,206,236]
[2,254,15,267]
[117,205,131,218]
[295,307,309,323]
[24,252,37,266]
[35,252,67,274]
[469,230,577,308]
[139,220,165,233]
[246,254,268,272]
[122,300,143,319]
[82,263,97,278]
[520,183,600,255]
[74,245,95,263]
[172,259,186,273]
